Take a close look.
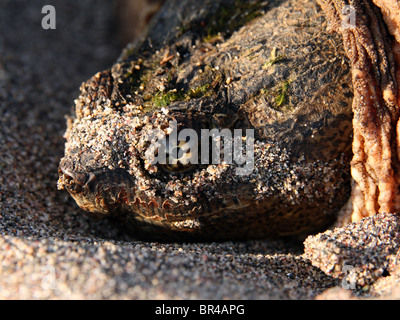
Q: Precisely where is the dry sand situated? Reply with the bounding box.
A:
[1,0,400,300]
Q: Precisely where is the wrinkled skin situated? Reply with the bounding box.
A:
[317,0,400,224]
[58,0,400,240]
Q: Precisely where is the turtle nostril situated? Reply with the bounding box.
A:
[59,167,90,189]
[72,172,89,187]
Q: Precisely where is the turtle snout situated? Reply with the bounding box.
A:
[58,166,92,194]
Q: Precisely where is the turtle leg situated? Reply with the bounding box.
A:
[318,0,400,222]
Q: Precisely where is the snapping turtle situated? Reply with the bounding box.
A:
[57,0,400,241]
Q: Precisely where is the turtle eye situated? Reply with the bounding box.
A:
[159,136,197,173]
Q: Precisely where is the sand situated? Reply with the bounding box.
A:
[1,0,400,300]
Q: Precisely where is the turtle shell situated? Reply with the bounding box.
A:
[58,0,353,240]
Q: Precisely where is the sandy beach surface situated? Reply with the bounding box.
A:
[1,0,400,300]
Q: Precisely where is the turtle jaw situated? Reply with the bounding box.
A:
[57,159,253,231]
[57,163,177,221]
[57,158,137,216]
[57,159,348,240]
[58,166,105,215]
